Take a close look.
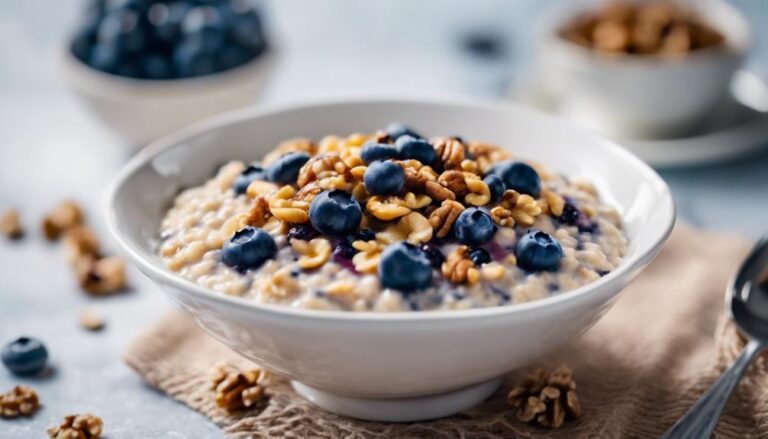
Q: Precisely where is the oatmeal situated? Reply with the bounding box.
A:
[158,124,626,311]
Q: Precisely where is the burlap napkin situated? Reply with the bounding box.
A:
[124,225,768,438]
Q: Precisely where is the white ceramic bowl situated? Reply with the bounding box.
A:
[535,0,750,138]
[107,98,675,421]
[57,44,275,145]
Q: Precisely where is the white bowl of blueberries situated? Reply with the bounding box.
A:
[58,0,275,145]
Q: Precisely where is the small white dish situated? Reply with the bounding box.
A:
[512,70,768,168]
[534,0,750,139]
[57,44,276,146]
[106,98,675,422]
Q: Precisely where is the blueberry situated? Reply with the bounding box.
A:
[181,6,225,52]
[556,203,580,226]
[151,2,190,45]
[97,8,145,53]
[140,53,173,79]
[378,242,433,292]
[309,190,362,236]
[332,242,356,260]
[89,42,121,73]
[230,10,267,52]
[420,242,445,269]
[395,135,436,165]
[469,247,491,266]
[287,224,319,242]
[454,208,496,246]
[217,44,254,71]
[493,161,541,197]
[266,152,311,184]
[174,38,218,77]
[1,337,48,376]
[484,174,505,202]
[385,123,422,140]
[360,142,400,164]
[356,228,376,242]
[221,227,277,271]
[233,165,267,195]
[363,161,405,196]
[515,230,563,272]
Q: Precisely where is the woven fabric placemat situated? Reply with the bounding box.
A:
[124,225,768,438]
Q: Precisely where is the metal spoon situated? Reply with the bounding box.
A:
[661,237,768,439]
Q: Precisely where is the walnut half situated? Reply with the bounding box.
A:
[507,365,581,429]
[47,414,103,439]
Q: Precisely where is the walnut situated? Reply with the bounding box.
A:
[268,186,310,224]
[507,365,581,429]
[62,226,101,263]
[400,161,437,192]
[437,170,469,196]
[262,137,316,165]
[211,363,269,412]
[47,414,103,439]
[432,137,465,170]
[260,268,300,299]
[428,200,464,238]
[291,238,332,269]
[79,309,105,331]
[464,175,491,206]
[538,188,565,217]
[442,246,479,284]
[1,385,39,418]
[295,181,323,202]
[297,154,348,187]
[371,130,392,144]
[351,239,384,274]
[366,196,411,221]
[245,196,271,227]
[0,208,23,239]
[42,201,83,240]
[467,141,511,173]
[74,256,126,295]
[424,180,455,202]
[376,212,433,245]
[397,192,432,210]
[245,180,279,198]
[490,190,542,228]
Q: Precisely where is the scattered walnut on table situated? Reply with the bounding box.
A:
[74,256,126,295]
[62,225,101,264]
[0,208,23,239]
[42,201,83,240]
[210,363,269,412]
[47,414,103,439]
[0,385,40,418]
[507,365,581,429]
[79,309,105,331]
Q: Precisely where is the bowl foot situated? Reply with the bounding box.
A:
[291,377,502,422]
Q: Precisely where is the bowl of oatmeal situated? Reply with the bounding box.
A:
[107,98,674,421]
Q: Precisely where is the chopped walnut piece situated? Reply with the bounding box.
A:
[366,196,411,221]
[466,141,512,173]
[428,200,464,238]
[442,246,479,284]
[79,309,105,331]
[297,154,348,187]
[0,208,23,239]
[490,190,542,228]
[507,365,581,429]
[245,196,271,227]
[268,186,310,224]
[245,180,279,199]
[424,180,455,202]
[538,188,565,217]
[291,238,332,269]
[210,363,269,412]
[437,170,468,196]
[464,174,491,206]
[42,201,83,240]
[62,226,101,264]
[47,414,103,439]
[432,137,465,170]
[0,385,39,418]
[74,256,126,295]
[295,181,324,202]
[351,239,384,274]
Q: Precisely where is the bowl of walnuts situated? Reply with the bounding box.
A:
[535,0,751,138]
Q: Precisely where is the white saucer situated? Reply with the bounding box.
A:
[292,378,502,422]
[511,70,768,168]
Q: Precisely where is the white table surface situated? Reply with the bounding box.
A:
[1,1,767,437]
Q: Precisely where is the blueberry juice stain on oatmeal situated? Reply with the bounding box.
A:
[158,125,627,312]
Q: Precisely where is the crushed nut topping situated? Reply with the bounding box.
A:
[268,186,310,224]
[74,256,126,295]
[291,238,332,269]
[297,154,348,187]
[245,196,271,227]
[490,190,542,228]
[351,239,384,274]
[366,196,411,221]
[47,414,103,439]
[79,309,105,331]
[432,137,465,170]
[466,141,512,173]
[428,200,465,238]
[0,208,23,239]
[62,226,101,264]
[211,363,269,412]
[42,201,83,241]
[464,174,491,207]
[1,385,39,418]
[538,188,565,217]
[507,365,581,429]
[437,170,469,196]
[442,246,479,284]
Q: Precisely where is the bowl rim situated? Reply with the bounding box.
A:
[537,0,751,66]
[106,96,676,322]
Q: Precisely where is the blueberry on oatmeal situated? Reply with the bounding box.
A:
[221,227,276,271]
[266,152,311,184]
[385,122,422,141]
[454,208,496,246]
[515,230,564,272]
[360,142,400,164]
[158,127,626,311]
[364,161,405,196]
[233,165,268,195]
[396,135,436,165]
[379,242,433,292]
[309,190,362,236]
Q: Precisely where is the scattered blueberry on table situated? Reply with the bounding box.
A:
[70,0,268,79]
[379,242,433,292]
[1,337,48,376]
[515,230,564,272]
[221,226,277,271]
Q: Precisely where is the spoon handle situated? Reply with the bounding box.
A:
[661,339,764,439]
